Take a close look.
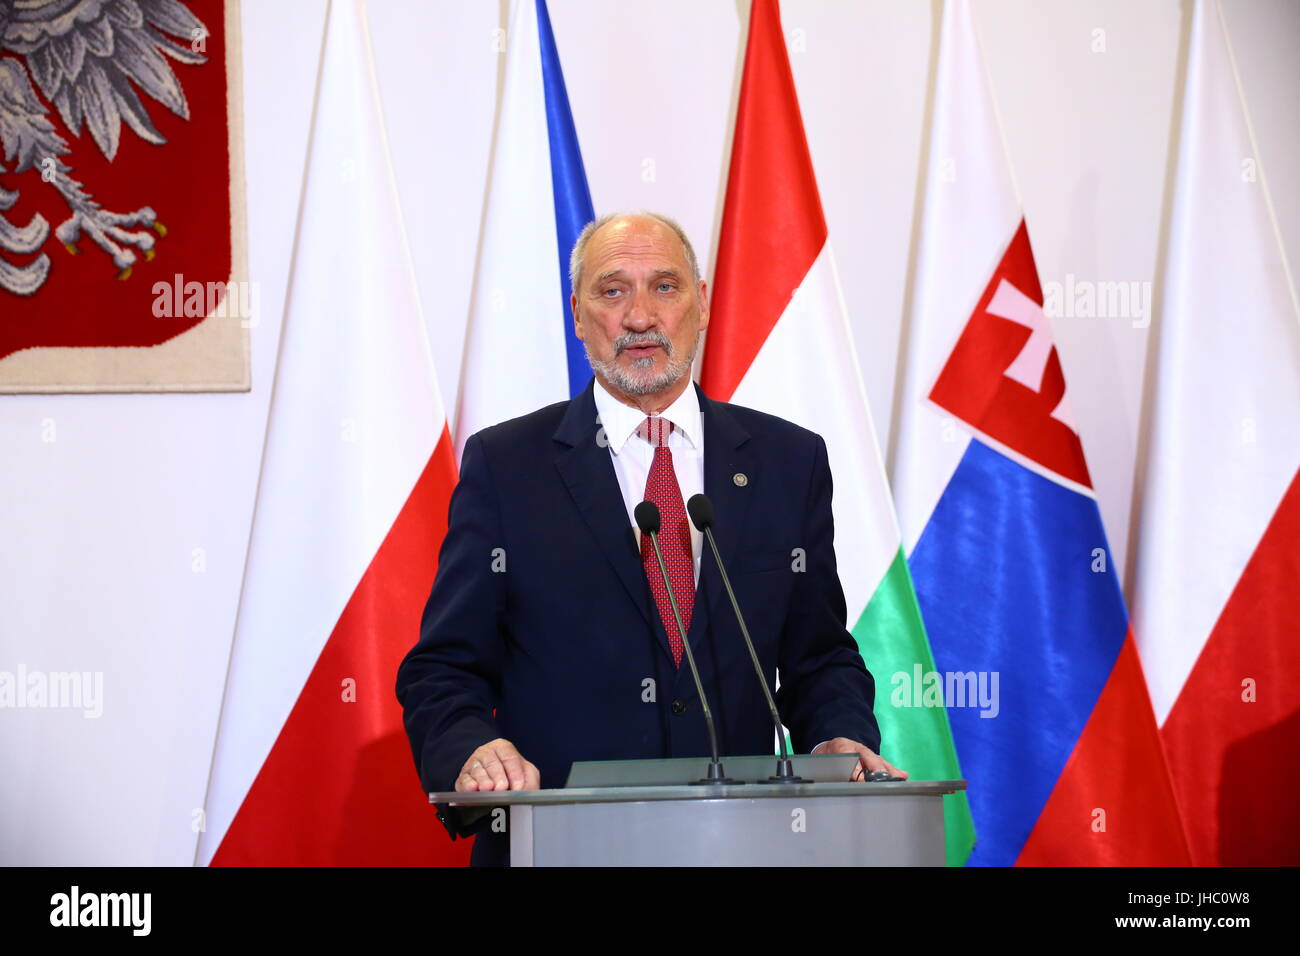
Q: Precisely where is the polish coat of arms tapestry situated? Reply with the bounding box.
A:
[0,0,247,392]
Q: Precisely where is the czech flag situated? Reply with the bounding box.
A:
[455,0,594,456]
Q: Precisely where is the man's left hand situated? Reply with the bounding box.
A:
[812,737,909,781]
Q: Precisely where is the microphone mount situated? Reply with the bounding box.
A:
[635,500,739,786]
[688,493,809,785]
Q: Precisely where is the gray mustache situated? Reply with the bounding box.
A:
[615,331,672,355]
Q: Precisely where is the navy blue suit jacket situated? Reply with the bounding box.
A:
[396,378,881,865]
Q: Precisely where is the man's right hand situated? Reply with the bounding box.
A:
[455,738,541,792]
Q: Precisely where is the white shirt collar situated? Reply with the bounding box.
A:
[592,376,701,455]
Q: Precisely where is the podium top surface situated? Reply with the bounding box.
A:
[429,780,966,806]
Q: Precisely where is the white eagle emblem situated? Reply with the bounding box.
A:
[0,0,210,295]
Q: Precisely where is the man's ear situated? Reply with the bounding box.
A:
[571,293,584,340]
[697,279,710,331]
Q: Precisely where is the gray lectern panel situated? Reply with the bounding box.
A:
[513,794,944,866]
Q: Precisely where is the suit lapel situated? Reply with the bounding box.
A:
[553,380,655,636]
[696,383,756,642]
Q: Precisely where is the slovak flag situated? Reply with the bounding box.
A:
[892,0,1188,865]
[455,0,594,456]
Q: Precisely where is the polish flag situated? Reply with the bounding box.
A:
[196,0,464,865]
[1132,0,1300,866]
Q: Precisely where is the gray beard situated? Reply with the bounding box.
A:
[584,330,697,397]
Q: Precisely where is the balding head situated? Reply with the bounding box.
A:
[569,212,701,295]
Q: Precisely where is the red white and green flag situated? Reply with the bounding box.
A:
[700,0,975,866]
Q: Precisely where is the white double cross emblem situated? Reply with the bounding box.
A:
[986,278,1078,431]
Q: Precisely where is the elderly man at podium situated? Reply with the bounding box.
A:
[397,213,905,866]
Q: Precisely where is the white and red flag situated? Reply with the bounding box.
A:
[1132,0,1300,866]
[197,0,463,865]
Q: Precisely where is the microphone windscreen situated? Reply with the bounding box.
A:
[634,500,661,534]
[686,494,714,531]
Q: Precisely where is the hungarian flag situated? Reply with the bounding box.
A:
[891,0,1188,866]
[197,0,462,865]
[700,0,975,866]
[455,0,594,457]
[1132,0,1300,866]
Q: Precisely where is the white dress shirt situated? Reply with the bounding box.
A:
[593,377,703,588]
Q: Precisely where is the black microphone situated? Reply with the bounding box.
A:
[635,500,737,785]
[688,493,808,784]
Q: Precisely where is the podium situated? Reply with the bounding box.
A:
[430,755,966,866]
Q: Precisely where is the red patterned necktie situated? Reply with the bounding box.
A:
[638,415,692,667]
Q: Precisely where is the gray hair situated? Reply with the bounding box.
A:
[568,211,701,294]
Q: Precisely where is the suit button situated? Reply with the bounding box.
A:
[671,699,688,715]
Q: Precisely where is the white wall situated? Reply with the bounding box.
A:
[1,0,1295,865]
